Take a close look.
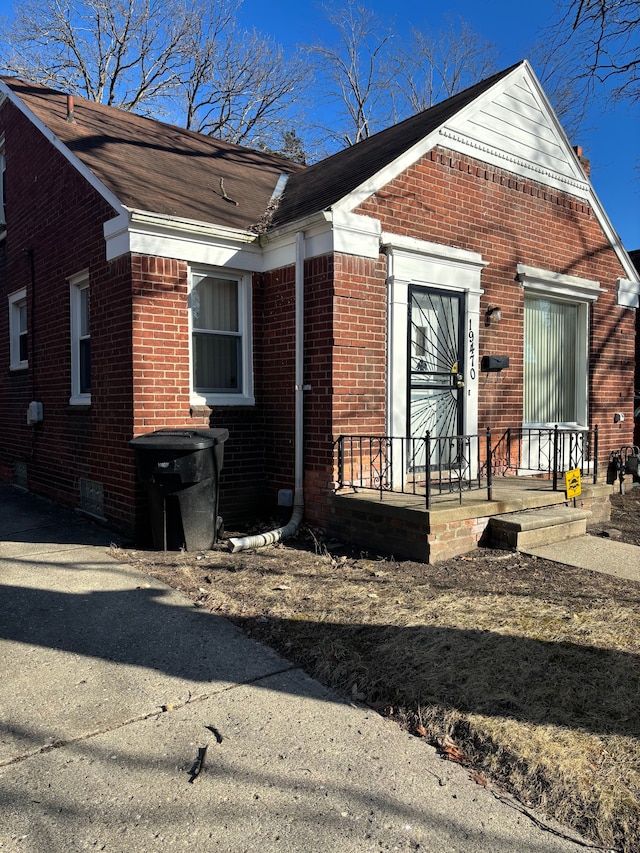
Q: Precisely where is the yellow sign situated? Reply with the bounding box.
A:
[565,468,582,499]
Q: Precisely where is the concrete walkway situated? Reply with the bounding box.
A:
[522,534,640,582]
[0,485,594,852]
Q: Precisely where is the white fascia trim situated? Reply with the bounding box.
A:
[260,209,381,270]
[331,209,381,258]
[332,125,444,214]
[617,278,640,308]
[440,61,590,198]
[104,208,263,269]
[517,263,604,301]
[261,213,332,270]
[334,60,568,210]
[381,232,487,270]
[330,60,635,281]
[587,188,640,282]
[0,81,126,217]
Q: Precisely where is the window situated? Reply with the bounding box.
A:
[189,270,253,405]
[517,264,602,427]
[69,270,90,405]
[524,296,581,423]
[8,288,27,370]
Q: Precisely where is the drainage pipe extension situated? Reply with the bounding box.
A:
[229,231,305,552]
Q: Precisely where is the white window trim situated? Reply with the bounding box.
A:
[188,267,254,407]
[516,264,604,303]
[8,287,27,370]
[517,264,601,429]
[69,269,91,406]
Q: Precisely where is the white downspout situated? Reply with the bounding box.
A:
[229,231,305,552]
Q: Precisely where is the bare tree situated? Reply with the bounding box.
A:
[179,24,310,148]
[389,17,499,116]
[308,1,394,146]
[548,0,640,105]
[0,0,308,146]
[308,4,502,150]
[0,0,207,113]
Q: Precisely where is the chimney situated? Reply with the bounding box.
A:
[573,144,590,179]
[66,94,76,124]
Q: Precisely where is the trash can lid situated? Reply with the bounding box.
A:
[129,429,215,451]
[182,428,229,446]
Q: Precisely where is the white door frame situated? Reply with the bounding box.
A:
[383,234,487,486]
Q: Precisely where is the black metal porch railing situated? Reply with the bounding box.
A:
[334,425,599,508]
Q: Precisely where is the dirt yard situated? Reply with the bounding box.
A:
[114,487,640,852]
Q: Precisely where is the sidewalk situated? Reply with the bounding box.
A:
[0,485,591,852]
[522,533,640,582]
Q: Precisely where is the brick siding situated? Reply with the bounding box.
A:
[0,98,633,549]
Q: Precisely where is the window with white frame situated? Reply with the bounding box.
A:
[69,270,91,405]
[189,270,253,405]
[524,296,583,424]
[8,288,27,370]
[518,264,602,427]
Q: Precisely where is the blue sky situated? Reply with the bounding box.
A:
[238,0,639,252]
[1,0,637,250]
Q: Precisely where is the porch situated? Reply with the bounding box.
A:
[329,428,613,563]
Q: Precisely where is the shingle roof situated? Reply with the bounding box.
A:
[2,64,521,233]
[2,77,305,231]
[272,63,522,227]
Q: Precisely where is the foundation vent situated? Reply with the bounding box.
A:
[12,461,27,490]
[79,478,105,519]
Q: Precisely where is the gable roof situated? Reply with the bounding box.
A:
[0,77,305,231]
[1,68,637,283]
[273,60,599,226]
[273,63,522,226]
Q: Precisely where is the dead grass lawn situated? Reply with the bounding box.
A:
[115,489,640,852]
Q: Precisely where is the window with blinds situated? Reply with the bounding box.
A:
[192,275,241,393]
[189,270,254,405]
[523,295,580,424]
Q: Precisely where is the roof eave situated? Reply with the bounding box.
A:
[0,79,127,218]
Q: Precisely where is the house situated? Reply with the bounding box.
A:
[1,61,638,561]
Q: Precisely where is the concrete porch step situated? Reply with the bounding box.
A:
[488,506,592,550]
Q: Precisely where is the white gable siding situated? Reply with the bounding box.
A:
[443,73,589,197]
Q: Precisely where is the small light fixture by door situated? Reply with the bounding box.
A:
[485,305,502,326]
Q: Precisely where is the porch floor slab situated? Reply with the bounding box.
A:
[330,479,613,563]
[334,479,610,520]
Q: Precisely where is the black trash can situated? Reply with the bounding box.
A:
[130,428,228,551]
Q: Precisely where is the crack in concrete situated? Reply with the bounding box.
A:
[0,663,300,767]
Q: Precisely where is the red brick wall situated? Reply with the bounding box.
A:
[304,255,336,525]
[1,94,632,544]
[0,99,138,532]
[332,254,387,435]
[129,260,269,529]
[356,146,635,457]
[259,256,336,528]
[261,252,388,528]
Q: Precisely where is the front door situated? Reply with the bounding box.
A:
[408,285,465,470]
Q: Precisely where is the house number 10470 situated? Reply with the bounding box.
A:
[468,320,476,381]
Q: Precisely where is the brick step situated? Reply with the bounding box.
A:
[488,506,591,550]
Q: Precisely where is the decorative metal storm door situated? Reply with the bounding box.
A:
[408,286,465,473]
